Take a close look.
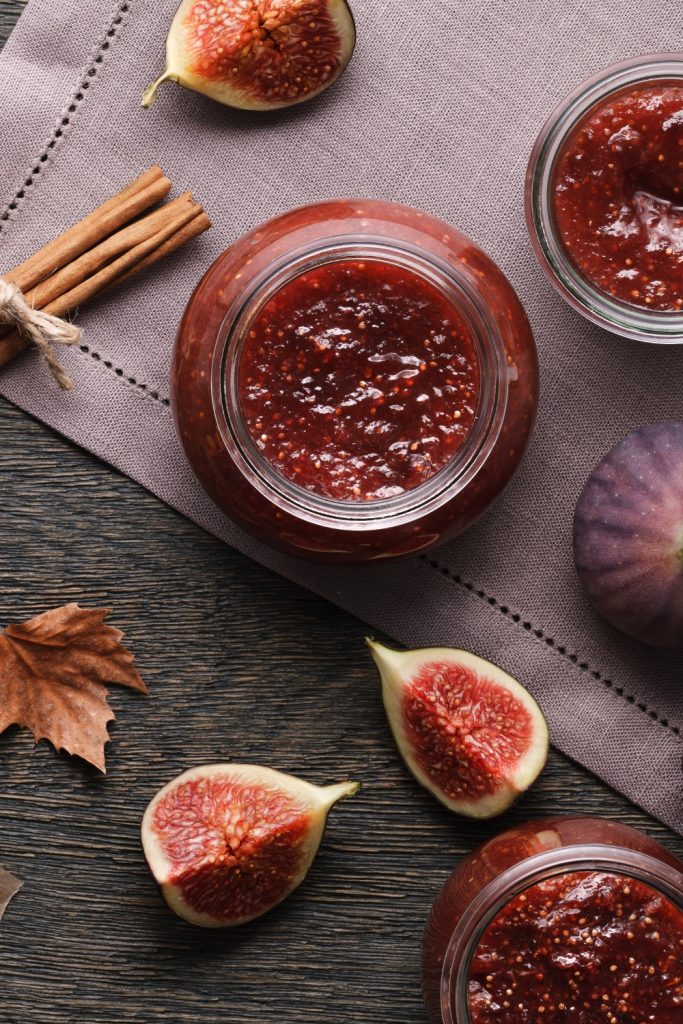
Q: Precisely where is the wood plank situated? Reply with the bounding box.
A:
[0,1,25,48]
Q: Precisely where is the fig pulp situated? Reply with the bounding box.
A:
[573,422,683,648]
[368,641,549,819]
[143,0,356,111]
[141,764,359,927]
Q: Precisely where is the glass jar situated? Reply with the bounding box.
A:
[526,54,683,344]
[173,199,538,563]
[422,816,683,1024]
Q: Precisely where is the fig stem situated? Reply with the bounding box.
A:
[321,781,361,807]
[142,71,178,109]
[365,638,404,676]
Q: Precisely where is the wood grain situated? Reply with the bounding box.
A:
[0,1,22,43]
[0,5,682,1023]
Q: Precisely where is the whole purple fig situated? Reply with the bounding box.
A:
[573,422,683,648]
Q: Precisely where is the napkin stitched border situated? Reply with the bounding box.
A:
[420,556,681,738]
[1,0,681,749]
[1,0,133,231]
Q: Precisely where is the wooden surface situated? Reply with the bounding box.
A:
[0,0,21,40]
[1,5,682,1023]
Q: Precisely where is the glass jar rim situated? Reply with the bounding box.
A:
[441,841,683,1024]
[525,52,683,345]
[211,235,511,531]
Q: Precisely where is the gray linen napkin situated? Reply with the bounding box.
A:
[0,0,681,832]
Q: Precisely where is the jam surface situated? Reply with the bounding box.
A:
[468,870,683,1024]
[553,82,683,311]
[238,258,480,502]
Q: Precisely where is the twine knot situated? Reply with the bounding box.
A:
[0,278,80,390]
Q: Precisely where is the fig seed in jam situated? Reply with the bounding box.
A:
[238,259,480,502]
[468,871,683,1024]
[553,82,683,311]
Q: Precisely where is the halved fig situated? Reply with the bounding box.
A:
[141,763,359,927]
[367,641,549,819]
[143,0,356,111]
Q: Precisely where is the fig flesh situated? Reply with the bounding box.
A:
[143,0,356,111]
[141,763,359,927]
[573,421,683,648]
[368,641,549,819]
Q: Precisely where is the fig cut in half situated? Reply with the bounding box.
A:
[141,763,359,927]
[368,641,549,819]
[143,0,356,111]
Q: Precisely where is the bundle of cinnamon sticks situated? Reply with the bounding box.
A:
[0,165,211,375]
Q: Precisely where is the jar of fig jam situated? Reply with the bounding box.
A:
[422,817,683,1024]
[526,54,683,343]
[173,200,538,563]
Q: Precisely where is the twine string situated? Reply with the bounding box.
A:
[0,278,80,390]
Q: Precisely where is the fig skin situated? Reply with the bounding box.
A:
[573,422,683,648]
[143,0,356,112]
[367,641,549,819]
[141,763,359,927]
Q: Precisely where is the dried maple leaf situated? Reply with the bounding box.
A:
[0,865,22,920]
[0,604,147,772]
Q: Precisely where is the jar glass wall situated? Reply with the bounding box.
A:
[526,54,683,344]
[173,200,538,563]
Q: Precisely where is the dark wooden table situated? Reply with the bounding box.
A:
[1,5,682,1023]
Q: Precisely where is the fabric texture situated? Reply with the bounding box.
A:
[0,1,681,831]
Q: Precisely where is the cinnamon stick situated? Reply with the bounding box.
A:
[25,193,197,311]
[0,168,212,376]
[47,205,204,315]
[113,211,212,286]
[4,166,171,294]
[0,204,210,370]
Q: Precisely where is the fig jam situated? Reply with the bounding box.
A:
[421,818,683,1024]
[238,259,480,502]
[468,871,683,1024]
[553,81,683,311]
[173,199,538,562]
